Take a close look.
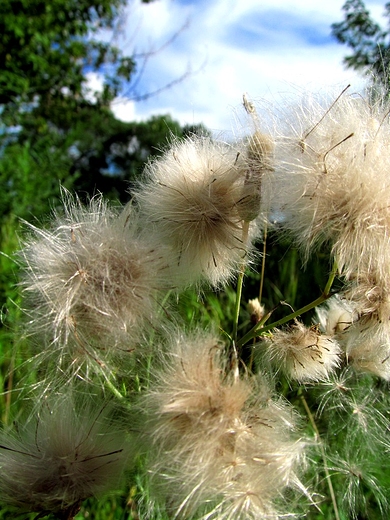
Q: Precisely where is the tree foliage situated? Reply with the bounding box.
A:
[0,0,135,122]
[332,0,390,87]
[64,109,208,203]
[0,0,208,204]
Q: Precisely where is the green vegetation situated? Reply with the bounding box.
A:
[332,0,390,89]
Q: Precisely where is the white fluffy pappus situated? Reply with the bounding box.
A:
[142,330,309,519]
[0,394,130,518]
[340,319,390,380]
[270,89,390,283]
[343,271,390,323]
[262,322,342,382]
[314,366,389,445]
[18,191,171,374]
[314,281,390,379]
[134,136,266,288]
[327,445,389,518]
[316,277,390,379]
[315,295,356,336]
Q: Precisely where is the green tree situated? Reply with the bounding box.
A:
[332,0,390,88]
[0,0,208,205]
[0,0,137,125]
[65,109,209,203]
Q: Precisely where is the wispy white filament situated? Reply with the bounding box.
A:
[0,394,129,517]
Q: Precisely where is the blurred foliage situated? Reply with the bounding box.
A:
[332,0,390,89]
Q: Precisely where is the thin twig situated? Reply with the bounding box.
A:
[258,223,268,304]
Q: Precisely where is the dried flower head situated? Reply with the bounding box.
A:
[19,190,170,374]
[0,395,129,518]
[247,131,274,163]
[134,136,264,287]
[322,274,390,379]
[143,330,308,518]
[263,321,342,382]
[343,271,390,322]
[271,89,390,281]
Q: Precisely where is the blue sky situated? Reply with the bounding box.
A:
[90,0,387,135]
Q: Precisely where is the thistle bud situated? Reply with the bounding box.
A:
[237,131,274,222]
[247,297,265,324]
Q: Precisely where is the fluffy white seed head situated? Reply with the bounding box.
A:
[343,271,390,323]
[314,277,390,379]
[341,320,390,380]
[271,90,390,281]
[263,322,342,382]
[19,192,171,374]
[134,136,265,287]
[315,295,356,336]
[0,395,129,517]
[142,330,308,518]
[322,275,390,379]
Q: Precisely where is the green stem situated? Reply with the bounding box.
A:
[323,260,338,296]
[258,222,268,303]
[232,221,250,344]
[237,261,338,347]
[104,377,126,400]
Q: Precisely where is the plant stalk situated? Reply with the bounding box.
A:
[238,261,338,347]
[232,221,250,344]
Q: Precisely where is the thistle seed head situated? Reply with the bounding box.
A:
[142,329,309,518]
[134,136,264,287]
[19,191,170,376]
[263,321,342,382]
[0,395,130,518]
[270,90,390,282]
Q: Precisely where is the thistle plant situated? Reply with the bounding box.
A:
[0,393,130,520]
[1,85,390,519]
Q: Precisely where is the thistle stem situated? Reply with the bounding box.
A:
[248,224,268,372]
[237,261,338,347]
[104,377,126,400]
[258,222,268,303]
[232,221,250,344]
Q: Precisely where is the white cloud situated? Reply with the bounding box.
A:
[83,71,105,102]
[110,0,381,134]
[111,97,137,121]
